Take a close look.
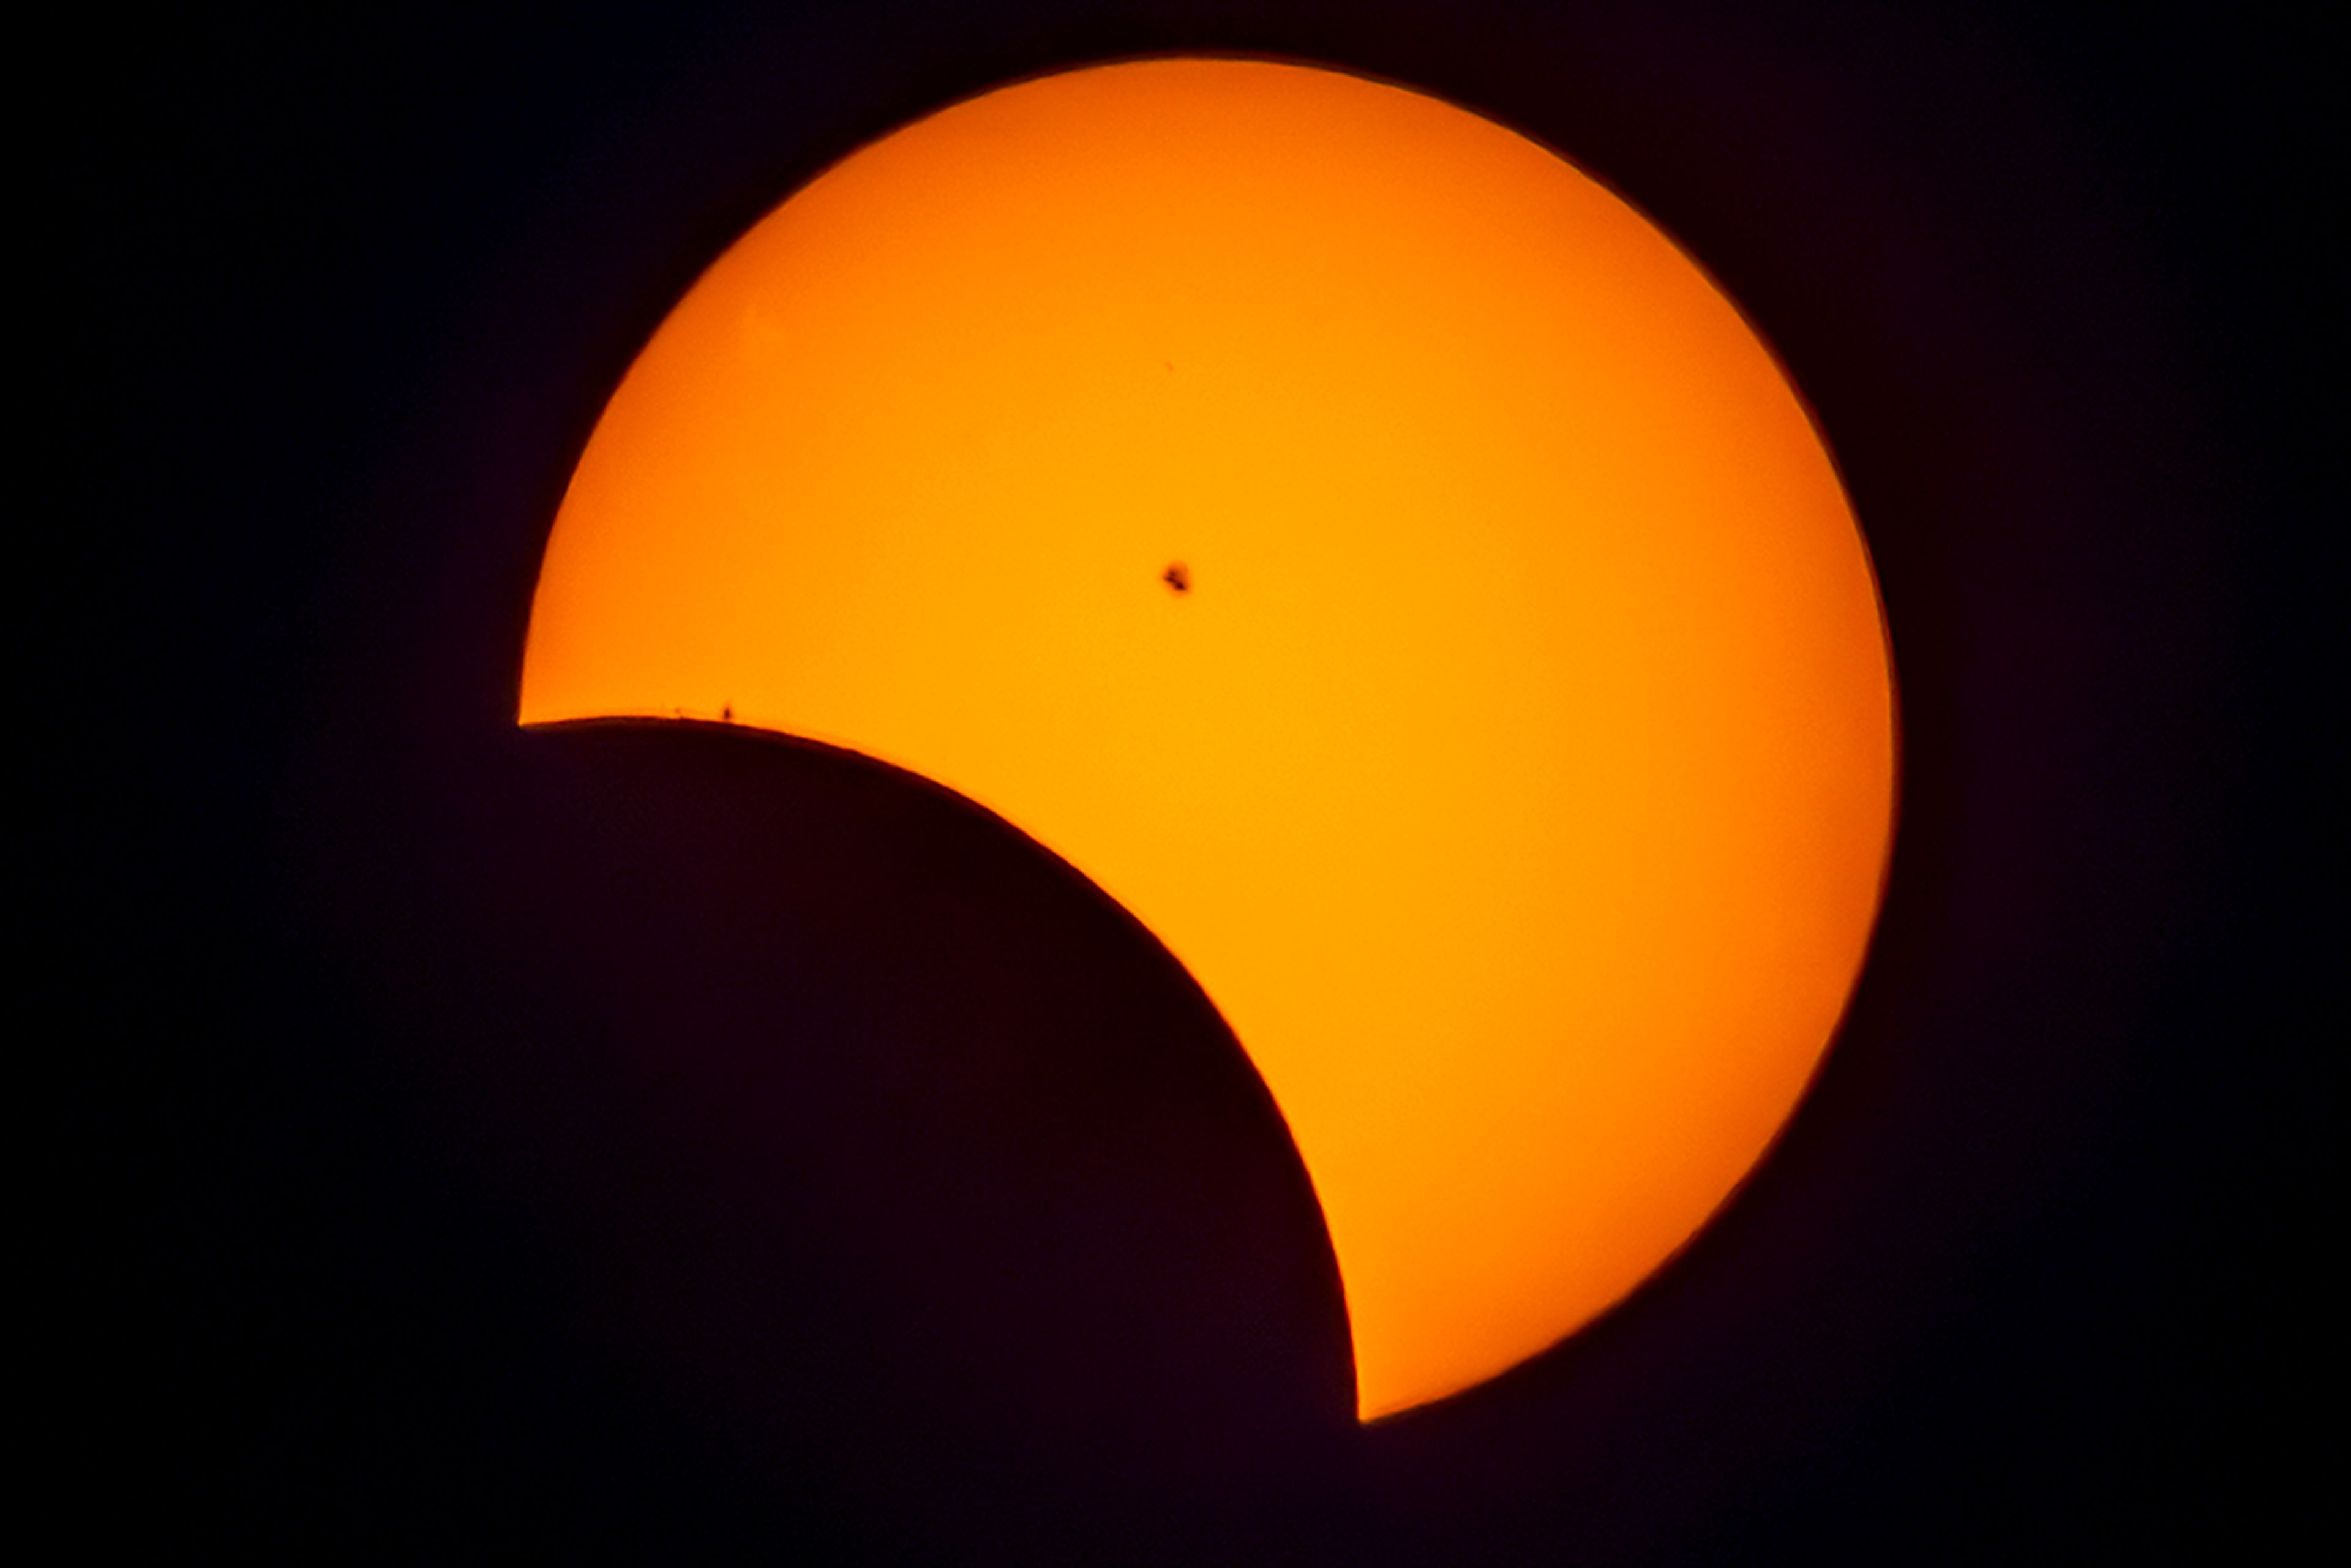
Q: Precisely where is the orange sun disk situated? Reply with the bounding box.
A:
[520,59,1897,1420]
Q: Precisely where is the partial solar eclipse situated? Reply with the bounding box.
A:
[521,58,1896,1420]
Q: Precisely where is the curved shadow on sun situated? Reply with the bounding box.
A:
[494,716,1360,1467]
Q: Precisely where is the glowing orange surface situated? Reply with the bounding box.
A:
[521,59,1895,1420]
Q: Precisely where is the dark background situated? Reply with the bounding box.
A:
[42,2,2328,1560]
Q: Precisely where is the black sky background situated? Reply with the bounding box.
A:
[41,2,2330,1560]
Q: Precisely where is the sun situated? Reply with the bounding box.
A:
[520,57,1897,1420]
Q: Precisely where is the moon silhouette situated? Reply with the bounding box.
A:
[520,58,1895,1420]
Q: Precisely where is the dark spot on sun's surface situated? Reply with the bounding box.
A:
[1163,561,1191,594]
